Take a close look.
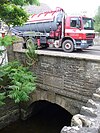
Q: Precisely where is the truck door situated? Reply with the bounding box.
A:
[69,17,81,39]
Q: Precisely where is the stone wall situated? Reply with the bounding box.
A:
[0,98,19,129]
[7,44,100,115]
[61,87,100,133]
[32,55,100,115]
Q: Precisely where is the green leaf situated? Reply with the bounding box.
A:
[0,92,6,106]
[1,60,36,105]
[0,101,5,106]
[94,6,100,32]
[0,35,17,47]
[0,0,40,26]
[26,43,38,66]
[15,98,20,103]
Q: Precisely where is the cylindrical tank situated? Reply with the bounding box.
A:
[13,8,64,33]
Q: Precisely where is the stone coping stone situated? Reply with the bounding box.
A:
[12,43,100,62]
[36,50,100,61]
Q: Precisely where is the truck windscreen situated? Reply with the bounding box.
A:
[82,17,94,30]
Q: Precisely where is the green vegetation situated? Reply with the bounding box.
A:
[26,43,38,66]
[94,6,100,32]
[0,0,39,107]
[0,35,16,47]
[0,93,6,106]
[0,0,39,26]
[0,61,36,106]
[0,35,16,66]
[0,2,38,117]
[0,0,40,65]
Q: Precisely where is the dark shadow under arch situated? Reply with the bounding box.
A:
[0,100,73,133]
[25,100,73,133]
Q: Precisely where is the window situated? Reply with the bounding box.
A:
[70,17,81,28]
[82,17,94,30]
[71,20,77,27]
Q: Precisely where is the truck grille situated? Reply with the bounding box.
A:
[87,40,93,44]
[86,33,95,38]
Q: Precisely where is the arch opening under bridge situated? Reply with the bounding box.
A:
[23,100,73,132]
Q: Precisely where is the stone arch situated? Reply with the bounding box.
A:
[23,100,73,124]
[28,89,79,115]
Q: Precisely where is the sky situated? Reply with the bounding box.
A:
[40,0,100,17]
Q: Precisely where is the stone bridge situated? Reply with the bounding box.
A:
[7,44,100,117]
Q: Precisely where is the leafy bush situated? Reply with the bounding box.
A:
[0,0,39,26]
[0,35,16,66]
[0,93,6,106]
[0,35,16,47]
[94,6,100,32]
[26,43,38,66]
[0,61,36,106]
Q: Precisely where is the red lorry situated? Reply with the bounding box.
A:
[11,7,95,52]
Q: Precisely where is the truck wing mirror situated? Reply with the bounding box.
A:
[93,19,95,22]
[76,19,81,30]
[76,25,81,30]
[76,24,80,28]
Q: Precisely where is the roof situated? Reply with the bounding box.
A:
[24,3,51,14]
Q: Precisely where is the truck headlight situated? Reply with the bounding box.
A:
[81,40,87,43]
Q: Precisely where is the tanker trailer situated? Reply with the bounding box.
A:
[11,7,65,48]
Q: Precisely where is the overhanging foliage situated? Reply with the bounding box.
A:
[0,0,39,26]
[94,6,100,32]
[0,61,36,106]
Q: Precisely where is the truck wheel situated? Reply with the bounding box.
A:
[26,38,36,49]
[62,40,74,52]
[42,43,48,49]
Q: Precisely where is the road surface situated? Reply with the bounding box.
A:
[83,46,100,56]
[43,45,100,56]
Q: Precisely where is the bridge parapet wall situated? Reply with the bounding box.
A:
[7,44,100,115]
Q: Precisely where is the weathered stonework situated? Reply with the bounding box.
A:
[61,87,100,133]
[0,98,19,129]
[7,44,100,116]
[6,43,100,132]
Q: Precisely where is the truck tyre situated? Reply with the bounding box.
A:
[41,43,48,49]
[62,40,74,52]
[26,38,37,49]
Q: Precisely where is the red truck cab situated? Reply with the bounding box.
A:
[61,16,95,52]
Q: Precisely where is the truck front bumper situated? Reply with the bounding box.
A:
[75,40,94,49]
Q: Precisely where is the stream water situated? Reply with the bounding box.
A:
[0,102,72,133]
